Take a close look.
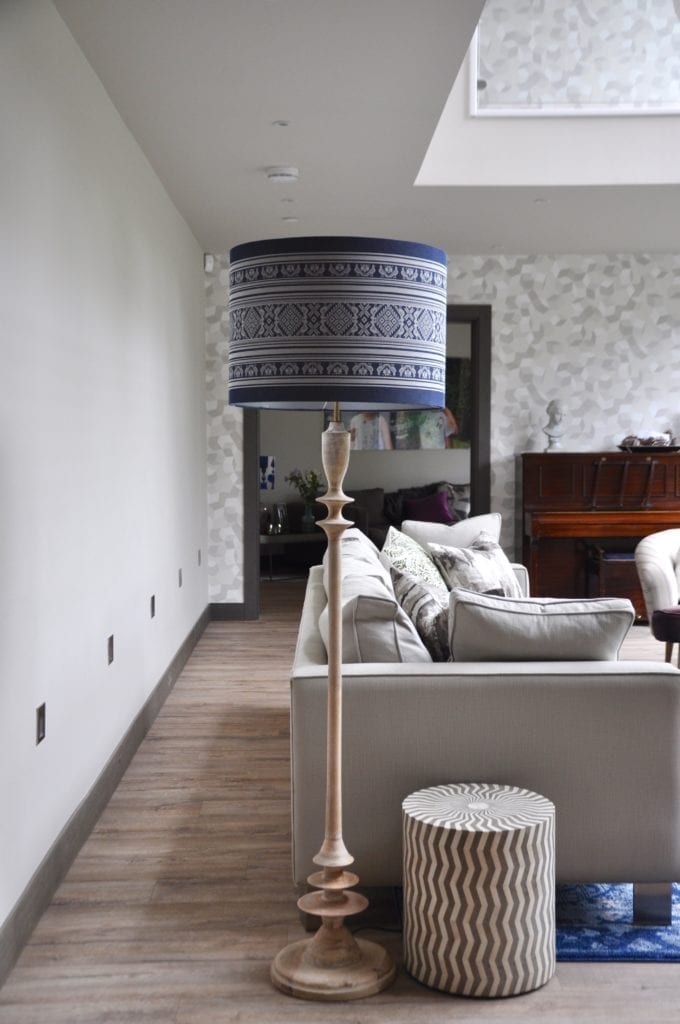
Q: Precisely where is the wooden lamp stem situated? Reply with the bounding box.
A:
[270,411,396,1000]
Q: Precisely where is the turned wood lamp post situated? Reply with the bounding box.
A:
[227,236,447,1000]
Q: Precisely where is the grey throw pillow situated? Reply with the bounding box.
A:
[448,589,635,661]
[389,566,450,661]
[428,531,523,598]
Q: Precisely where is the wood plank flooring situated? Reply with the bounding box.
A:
[1,583,679,1023]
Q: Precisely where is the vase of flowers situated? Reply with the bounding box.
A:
[285,467,323,532]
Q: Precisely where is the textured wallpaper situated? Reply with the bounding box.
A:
[476,0,680,112]
[205,255,244,602]
[448,253,680,551]
[206,252,680,590]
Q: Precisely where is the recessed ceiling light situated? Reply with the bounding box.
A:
[272,119,290,128]
[282,216,299,223]
[266,165,299,183]
[281,197,295,204]
[533,196,550,205]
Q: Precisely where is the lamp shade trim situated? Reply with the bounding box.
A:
[228,237,447,411]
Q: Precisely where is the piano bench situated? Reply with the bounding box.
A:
[588,547,646,622]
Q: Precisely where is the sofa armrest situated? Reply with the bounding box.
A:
[512,562,530,596]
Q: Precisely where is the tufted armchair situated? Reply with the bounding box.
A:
[634,529,680,665]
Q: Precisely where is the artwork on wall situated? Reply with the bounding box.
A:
[324,357,472,451]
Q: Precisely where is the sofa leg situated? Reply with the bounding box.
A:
[633,882,672,926]
[665,641,674,663]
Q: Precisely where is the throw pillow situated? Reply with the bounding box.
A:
[428,531,523,598]
[390,566,450,661]
[401,512,502,549]
[380,526,446,589]
[318,572,432,663]
[402,490,457,525]
[448,588,635,662]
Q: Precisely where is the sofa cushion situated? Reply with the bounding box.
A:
[390,566,450,661]
[379,526,445,589]
[449,588,635,662]
[428,531,523,599]
[346,488,385,528]
[318,572,432,663]
[323,528,392,590]
[401,512,502,550]
[402,490,457,525]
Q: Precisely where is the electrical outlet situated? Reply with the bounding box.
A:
[150,594,156,618]
[178,568,183,588]
[36,703,46,745]
[107,635,114,665]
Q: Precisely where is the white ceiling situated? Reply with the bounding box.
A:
[53,0,680,256]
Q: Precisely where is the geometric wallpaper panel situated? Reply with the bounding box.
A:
[205,254,244,602]
[448,253,680,552]
[207,251,680,593]
[476,0,680,113]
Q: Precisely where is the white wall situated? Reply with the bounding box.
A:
[0,0,207,928]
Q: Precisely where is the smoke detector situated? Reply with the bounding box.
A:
[266,166,299,184]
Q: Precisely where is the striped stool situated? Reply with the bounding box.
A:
[402,783,555,998]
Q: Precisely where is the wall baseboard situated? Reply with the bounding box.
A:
[0,605,211,989]
[209,601,252,620]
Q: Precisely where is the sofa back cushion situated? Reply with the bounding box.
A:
[449,589,635,662]
[319,572,432,663]
[402,490,457,525]
[401,512,502,549]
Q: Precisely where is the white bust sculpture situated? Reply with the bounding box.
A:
[543,400,565,452]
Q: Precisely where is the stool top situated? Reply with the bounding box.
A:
[402,782,554,833]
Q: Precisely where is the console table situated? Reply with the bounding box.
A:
[259,532,325,579]
[520,451,680,618]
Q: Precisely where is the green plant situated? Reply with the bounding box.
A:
[285,467,323,504]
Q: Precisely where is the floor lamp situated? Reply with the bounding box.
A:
[227,236,447,1000]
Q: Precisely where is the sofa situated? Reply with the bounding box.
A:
[289,520,680,896]
[344,480,471,546]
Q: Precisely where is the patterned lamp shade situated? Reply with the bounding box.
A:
[227,236,447,410]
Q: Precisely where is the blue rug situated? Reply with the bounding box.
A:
[556,883,680,961]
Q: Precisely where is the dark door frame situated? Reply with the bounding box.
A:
[447,303,491,516]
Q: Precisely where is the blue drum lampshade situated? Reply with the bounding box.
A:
[227,236,447,410]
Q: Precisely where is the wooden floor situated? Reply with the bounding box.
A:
[1,583,680,1023]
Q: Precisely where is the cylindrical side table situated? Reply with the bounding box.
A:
[403,782,555,998]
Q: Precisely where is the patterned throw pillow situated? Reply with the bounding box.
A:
[428,531,523,598]
[390,566,450,661]
[380,526,446,590]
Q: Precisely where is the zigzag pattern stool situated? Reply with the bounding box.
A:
[402,783,555,998]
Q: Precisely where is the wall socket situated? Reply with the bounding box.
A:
[107,635,114,665]
[178,568,183,588]
[36,703,46,745]
[150,594,156,618]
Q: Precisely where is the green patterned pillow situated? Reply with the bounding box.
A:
[380,526,446,590]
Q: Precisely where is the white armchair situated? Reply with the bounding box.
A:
[634,529,680,663]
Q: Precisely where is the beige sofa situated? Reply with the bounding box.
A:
[290,528,680,902]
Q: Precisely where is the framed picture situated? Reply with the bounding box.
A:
[324,357,472,451]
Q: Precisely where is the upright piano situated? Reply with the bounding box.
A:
[520,451,680,620]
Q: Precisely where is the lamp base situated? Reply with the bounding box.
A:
[271,934,396,1002]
